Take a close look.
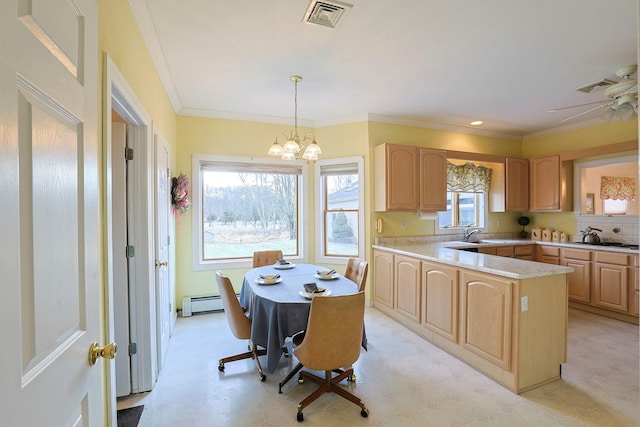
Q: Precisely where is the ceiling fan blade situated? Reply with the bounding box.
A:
[547,99,610,112]
[559,100,617,122]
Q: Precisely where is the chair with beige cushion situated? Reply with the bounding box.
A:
[252,250,284,268]
[344,258,368,292]
[216,270,267,381]
[281,291,368,422]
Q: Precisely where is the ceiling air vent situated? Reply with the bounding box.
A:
[303,0,353,29]
[575,78,617,93]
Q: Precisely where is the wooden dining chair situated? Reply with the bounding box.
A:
[344,258,368,292]
[215,270,267,381]
[252,250,284,268]
[281,291,368,422]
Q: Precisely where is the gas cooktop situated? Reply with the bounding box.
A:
[580,242,639,250]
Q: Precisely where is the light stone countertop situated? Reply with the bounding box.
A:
[373,240,574,280]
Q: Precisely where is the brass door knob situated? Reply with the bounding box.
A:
[155,260,168,267]
[88,342,117,366]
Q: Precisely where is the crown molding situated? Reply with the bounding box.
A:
[178,107,315,127]
[522,118,607,140]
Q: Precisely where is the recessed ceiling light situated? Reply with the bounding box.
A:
[470,120,483,126]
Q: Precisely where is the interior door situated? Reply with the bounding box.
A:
[0,0,103,425]
[154,133,171,372]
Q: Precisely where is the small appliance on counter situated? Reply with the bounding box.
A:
[581,226,602,244]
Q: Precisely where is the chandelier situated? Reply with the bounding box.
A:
[267,75,322,160]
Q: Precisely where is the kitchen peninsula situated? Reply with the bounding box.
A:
[372,240,572,394]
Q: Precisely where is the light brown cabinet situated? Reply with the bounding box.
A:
[374,143,446,212]
[505,158,529,211]
[529,155,573,212]
[536,245,561,264]
[632,255,639,316]
[422,262,458,343]
[461,271,512,371]
[418,148,447,211]
[561,248,592,303]
[395,254,422,323]
[372,249,394,309]
[373,248,568,394]
[594,251,629,313]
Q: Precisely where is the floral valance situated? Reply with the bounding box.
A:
[600,176,636,200]
[447,161,492,192]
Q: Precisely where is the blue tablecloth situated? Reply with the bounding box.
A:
[241,263,365,373]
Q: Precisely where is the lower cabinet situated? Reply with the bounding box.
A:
[460,271,512,371]
[561,248,591,303]
[373,249,568,394]
[594,251,629,312]
[422,262,458,343]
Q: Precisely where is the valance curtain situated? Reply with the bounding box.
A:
[447,161,492,192]
[600,176,636,200]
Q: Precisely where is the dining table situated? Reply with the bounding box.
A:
[240,263,366,373]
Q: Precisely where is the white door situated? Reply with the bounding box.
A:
[154,134,171,371]
[112,122,132,397]
[0,0,103,426]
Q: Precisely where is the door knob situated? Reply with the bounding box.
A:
[155,260,168,267]
[88,342,117,366]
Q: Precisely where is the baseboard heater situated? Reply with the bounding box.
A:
[182,295,231,316]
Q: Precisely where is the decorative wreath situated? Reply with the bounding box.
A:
[171,172,191,216]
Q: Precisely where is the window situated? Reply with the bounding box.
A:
[192,155,308,269]
[437,192,486,230]
[603,199,627,215]
[315,157,364,263]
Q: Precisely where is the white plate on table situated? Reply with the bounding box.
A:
[299,288,332,299]
[255,277,283,285]
[314,272,339,280]
[273,263,295,270]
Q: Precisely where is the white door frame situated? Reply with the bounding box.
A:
[103,54,157,405]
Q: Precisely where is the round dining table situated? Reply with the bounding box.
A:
[240,263,365,373]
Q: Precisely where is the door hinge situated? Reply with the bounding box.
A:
[126,245,135,258]
[125,147,134,161]
[129,342,137,356]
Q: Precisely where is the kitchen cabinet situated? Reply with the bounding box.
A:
[418,148,447,211]
[372,249,394,309]
[372,248,568,394]
[594,251,629,313]
[461,271,512,371]
[478,246,497,255]
[422,262,458,343]
[536,245,561,264]
[505,157,529,211]
[395,254,421,323]
[514,245,534,260]
[562,248,592,303]
[529,155,573,212]
[632,255,639,316]
[374,143,447,212]
[374,144,418,211]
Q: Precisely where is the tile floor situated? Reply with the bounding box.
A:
[118,308,639,426]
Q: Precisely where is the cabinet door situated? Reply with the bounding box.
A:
[564,259,591,302]
[373,250,394,309]
[461,271,512,370]
[422,262,458,342]
[378,144,418,211]
[505,158,529,211]
[530,155,560,210]
[594,262,628,312]
[395,255,421,323]
[496,246,514,258]
[418,148,447,211]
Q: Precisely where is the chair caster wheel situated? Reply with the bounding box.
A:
[259,373,266,382]
[297,412,304,422]
[360,408,369,418]
[347,374,356,382]
[297,375,304,384]
[218,364,225,372]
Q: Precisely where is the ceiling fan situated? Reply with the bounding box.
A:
[548,64,638,122]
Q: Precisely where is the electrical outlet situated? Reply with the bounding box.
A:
[401,220,407,229]
[521,296,528,312]
[497,220,501,228]
[550,220,556,228]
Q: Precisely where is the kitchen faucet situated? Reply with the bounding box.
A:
[463,227,481,242]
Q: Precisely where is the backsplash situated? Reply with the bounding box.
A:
[575,215,638,244]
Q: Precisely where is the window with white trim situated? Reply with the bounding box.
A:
[603,199,627,215]
[315,157,364,263]
[192,154,308,269]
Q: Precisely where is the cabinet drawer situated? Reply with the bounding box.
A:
[496,246,514,257]
[596,251,631,266]
[563,248,591,261]
[538,245,560,257]
[514,245,533,257]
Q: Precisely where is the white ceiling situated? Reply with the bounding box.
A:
[131,0,639,140]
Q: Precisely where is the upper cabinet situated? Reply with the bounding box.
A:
[529,155,573,211]
[419,148,447,211]
[505,158,529,211]
[374,143,446,212]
